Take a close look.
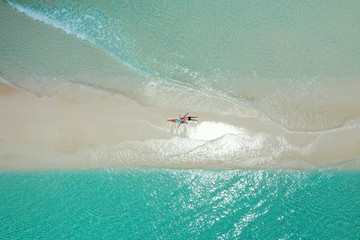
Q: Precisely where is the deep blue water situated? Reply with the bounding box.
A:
[1,169,359,239]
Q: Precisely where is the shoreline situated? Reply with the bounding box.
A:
[1,81,360,170]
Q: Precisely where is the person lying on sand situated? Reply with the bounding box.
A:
[167,113,197,127]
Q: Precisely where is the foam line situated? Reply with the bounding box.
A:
[6,0,152,76]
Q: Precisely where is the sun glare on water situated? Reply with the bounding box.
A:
[187,121,245,141]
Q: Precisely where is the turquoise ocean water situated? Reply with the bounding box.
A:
[1,0,360,130]
[1,169,359,239]
[1,1,360,238]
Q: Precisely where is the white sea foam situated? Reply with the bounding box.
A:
[8,1,87,40]
[6,0,148,75]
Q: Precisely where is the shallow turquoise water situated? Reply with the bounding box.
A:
[7,0,360,81]
[2,0,360,130]
[1,169,359,239]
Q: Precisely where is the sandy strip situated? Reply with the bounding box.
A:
[0,82,359,170]
[0,82,174,169]
[0,82,174,150]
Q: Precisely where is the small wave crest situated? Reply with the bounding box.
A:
[6,0,151,75]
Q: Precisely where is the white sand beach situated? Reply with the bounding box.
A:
[1,82,359,170]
